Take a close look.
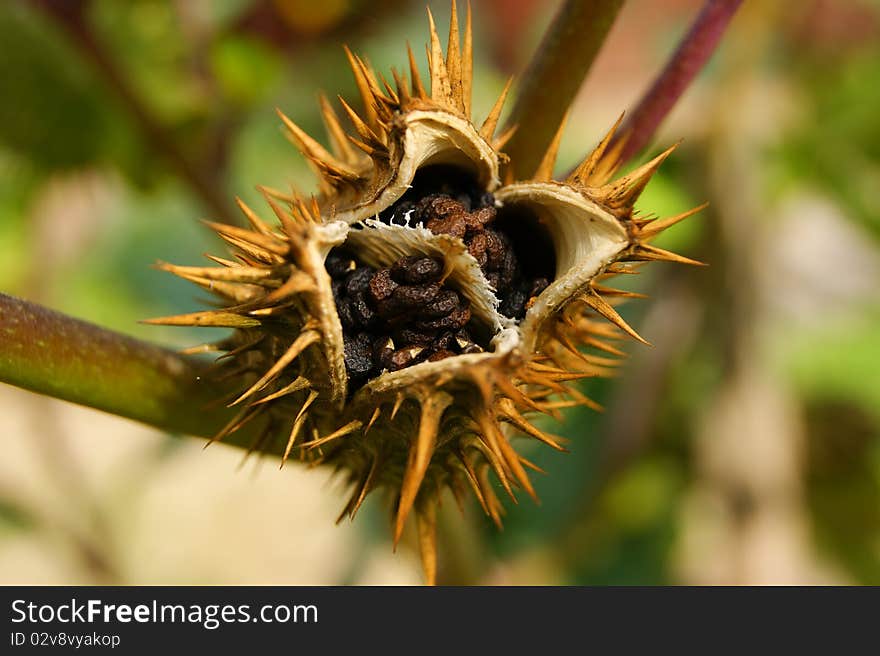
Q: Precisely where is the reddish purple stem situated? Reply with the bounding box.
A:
[616,0,744,164]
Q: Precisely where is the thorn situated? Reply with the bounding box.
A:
[178,342,221,355]
[462,1,473,116]
[498,399,567,452]
[596,143,679,211]
[229,330,320,406]
[519,454,547,475]
[627,243,707,267]
[478,409,536,501]
[343,46,379,130]
[307,420,363,451]
[493,123,518,151]
[207,405,262,447]
[480,77,513,141]
[637,203,708,239]
[276,109,359,183]
[256,186,301,237]
[446,1,464,115]
[533,110,569,182]
[391,67,411,105]
[407,42,428,99]
[260,270,315,304]
[337,96,382,145]
[456,449,491,516]
[250,376,310,405]
[472,434,516,502]
[591,283,648,299]
[568,112,625,185]
[201,220,290,256]
[426,8,451,106]
[318,94,359,164]
[156,260,279,284]
[476,464,504,528]
[394,392,452,546]
[348,455,380,520]
[580,291,651,345]
[141,310,261,328]
[391,392,405,420]
[237,421,275,471]
[280,390,318,467]
[234,197,273,235]
[365,406,382,433]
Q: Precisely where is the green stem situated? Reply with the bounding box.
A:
[0,293,253,446]
[502,0,624,178]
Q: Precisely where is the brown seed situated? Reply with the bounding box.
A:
[388,346,426,371]
[368,268,398,302]
[415,303,471,331]
[427,349,456,362]
[391,256,443,285]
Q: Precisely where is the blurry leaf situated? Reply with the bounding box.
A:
[602,458,681,532]
[564,457,683,585]
[804,400,880,584]
[0,6,108,170]
[785,306,880,423]
[0,156,38,291]
[210,35,282,107]
[272,0,352,35]
[773,49,880,238]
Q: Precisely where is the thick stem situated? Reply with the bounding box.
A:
[0,293,253,445]
[503,0,624,178]
[614,0,744,164]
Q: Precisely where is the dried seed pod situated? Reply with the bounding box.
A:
[148,4,705,585]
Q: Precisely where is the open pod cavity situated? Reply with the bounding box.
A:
[330,111,501,226]
[493,182,631,350]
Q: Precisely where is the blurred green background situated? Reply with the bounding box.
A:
[1,0,878,584]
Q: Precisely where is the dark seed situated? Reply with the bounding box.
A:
[381,282,441,314]
[394,328,436,347]
[431,331,452,350]
[419,290,459,318]
[391,256,443,285]
[344,333,374,378]
[428,349,456,362]
[415,303,471,331]
[344,267,373,297]
[337,299,357,331]
[372,336,395,371]
[388,347,426,371]
[351,295,377,328]
[368,268,398,302]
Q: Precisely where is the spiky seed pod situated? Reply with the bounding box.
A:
[148,4,704,585]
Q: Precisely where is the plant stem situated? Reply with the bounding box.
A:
[32,0,238,225]
[0,293,254,446]
[503,0,624,178]
[614,0,744,164]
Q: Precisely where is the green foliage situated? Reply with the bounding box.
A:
[0,7,108,171]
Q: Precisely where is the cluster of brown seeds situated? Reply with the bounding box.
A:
[327,250,481,389]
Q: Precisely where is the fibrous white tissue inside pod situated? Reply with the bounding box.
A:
[146,4,705,585]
